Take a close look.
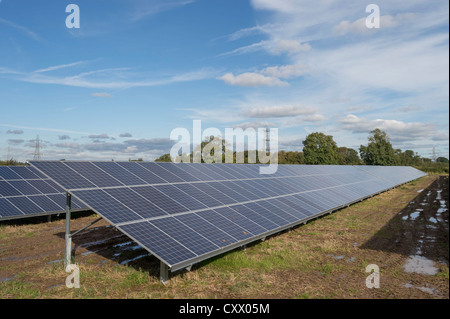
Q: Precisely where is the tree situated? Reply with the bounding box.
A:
[154,153,172,162]
[302,132,339,165]
[338,147,362,165]
[359,128,398,166]
[436,157,449,163]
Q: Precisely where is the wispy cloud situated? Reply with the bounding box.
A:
[6,129,24,135]
[0,18,41,41]
[130,0,196,21]
[243,105,316,118]
[1,64,217,89]
[218,72,288,87]
[0,124,92,136]
[91,92,112,98]
[33,61,86,73]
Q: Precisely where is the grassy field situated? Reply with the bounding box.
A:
[0,175,448,299]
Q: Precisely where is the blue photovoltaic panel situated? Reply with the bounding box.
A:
[175,213,237,247]
[118,221,197,266]
[116,161,167,185]
[0,165,89,220]
[0,181,22,197]
[0,198,24,218]
[64,162,124,188]
[131,186,188,215]
[104,187,166,219]
[138,162,184,183]
[92,162,147,186]
[197,210,254,241]
[29,161,426,270]
[150,217,219,256]
[71,189,143,224]
[0,167,22,180]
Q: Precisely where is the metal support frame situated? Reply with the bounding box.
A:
[64,192,102,271]
[160,261,169,285]
[64,192,72,270]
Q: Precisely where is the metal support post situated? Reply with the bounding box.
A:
[160,261,169,285]
[64,192,72,270]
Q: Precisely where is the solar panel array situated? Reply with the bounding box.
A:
[29,161,426,271]
[0,166,86,221]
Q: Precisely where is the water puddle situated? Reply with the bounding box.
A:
[119,254,149,265]
[1,275,18,283]
[80,235,123,248]
[327,254,355,262]
[403,255,438,275]
[402,210,422,221]
[403,282,438,295]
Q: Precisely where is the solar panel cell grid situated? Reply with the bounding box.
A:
[71,189,143,224]
[0,198,24,217]
[64,162,124,188]
[0,167,22,180]
[195,210,253,241]
[104,188,167,219]
[176,213,237,247]
[119,221,197,266]
[0,181,22,197]
[214,206,266,237]
[116,161,167,185]
[93,162,147,186]
[138,162,184,183]
[7,196,43,215]
[131,186,188,215]
[27,161,426,270]
[154,184,207,211]
[150,217,219,256]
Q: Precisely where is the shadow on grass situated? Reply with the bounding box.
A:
[0,210,95,227]
[360,176,449,263]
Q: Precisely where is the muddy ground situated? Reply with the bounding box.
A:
[0,175,448,299]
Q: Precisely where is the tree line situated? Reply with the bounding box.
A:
[155,128,449,173]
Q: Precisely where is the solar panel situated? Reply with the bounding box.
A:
[0,166,88,221]
[29,161,426,273]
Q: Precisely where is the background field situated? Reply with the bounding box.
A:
[0,175,448,299]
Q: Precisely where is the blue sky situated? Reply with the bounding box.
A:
[0,0,448,161]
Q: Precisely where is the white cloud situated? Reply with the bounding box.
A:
[119,132,133,138]
[6,129,24,134]
[218,72,289,87]
[88,133,110,139]
[269,39,311,55]
[243,105,315,118]
[260,64,306,79]
[34,61,85,73]
[340,114,445,142]
[333,13,416,36]
[218,63,306,87]
[231,121,276,130]
[130,0,196,21]
[91,92,112,98]
[2,65,216,89]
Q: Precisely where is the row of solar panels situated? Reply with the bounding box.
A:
[28,161,426,271]
[0,166,86,220]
